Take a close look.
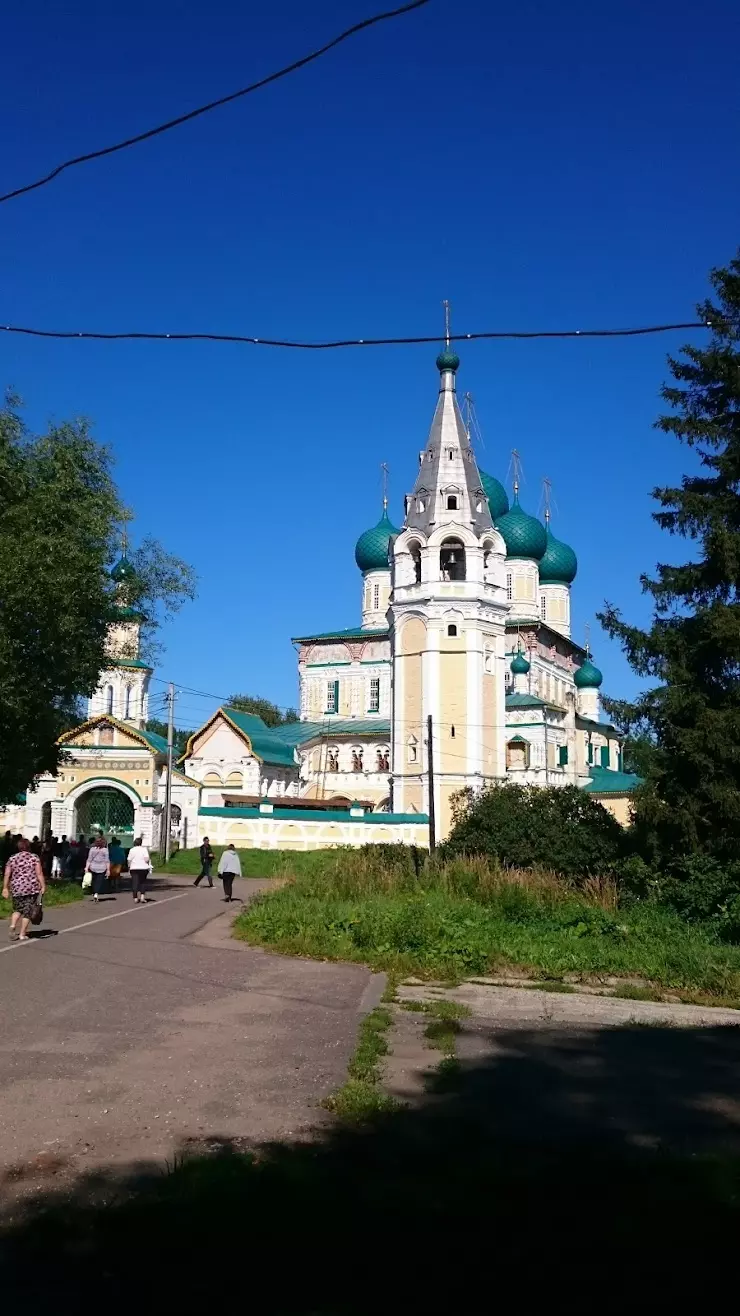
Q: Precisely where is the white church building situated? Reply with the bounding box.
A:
[1,348,639,851]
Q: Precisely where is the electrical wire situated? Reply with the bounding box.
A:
[0,319,710,350]
[0,0,432,205]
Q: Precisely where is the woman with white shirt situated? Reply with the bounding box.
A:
[126,837,151,904]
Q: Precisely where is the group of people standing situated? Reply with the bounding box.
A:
[84,835,152,903]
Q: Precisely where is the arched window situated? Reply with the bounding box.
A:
[124,684,132,719]
[105,686,114,715]
[408,541,422,584]
[447,624,458,637]
[373,582,380,610]
[407,736,418,764]
[506,573,513,600]
[351,747,364,772]
[440,538,466,581]
[447,495,458,510]
[540,594,547,620]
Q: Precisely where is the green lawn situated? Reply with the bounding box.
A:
[234,863,740,1001]
[0,881,83,920]
[159,846,340,878]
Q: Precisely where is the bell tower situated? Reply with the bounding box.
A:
[389,332,509,839]
[88,541,152,729]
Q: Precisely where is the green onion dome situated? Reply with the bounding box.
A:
[479,469,509,521]
[511,650,530,675]
[539,526,578,585]
[574,656,603,689]
[111,555,136,583]
[354,508,401,574]
[494,493,547,560]
[436,348,460,372]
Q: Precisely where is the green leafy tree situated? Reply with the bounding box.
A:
[0,398,195,802]
[599,253,740,864]
[442,783,625,878]
[227,693,298,726]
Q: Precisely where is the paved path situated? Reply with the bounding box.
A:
[0,877,375,1194]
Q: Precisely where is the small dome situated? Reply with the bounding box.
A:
[574,657,603,689]
[479,469,509,521]
[539,527,578,585]
[111,555,136,583]
[436,348,460,373]
[355,508,400,574]
[511,649,530,675]
[495,494,547,561]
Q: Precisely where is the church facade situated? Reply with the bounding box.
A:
[1,349,638,850]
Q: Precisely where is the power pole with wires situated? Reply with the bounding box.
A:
[163,682,175,862]
[426,713,436,854]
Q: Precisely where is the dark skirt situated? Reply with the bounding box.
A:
[12,893,39,919]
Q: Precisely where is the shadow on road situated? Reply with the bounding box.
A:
[2,1021,740,1310]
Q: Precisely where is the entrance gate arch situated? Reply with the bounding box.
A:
[75,787,135,842]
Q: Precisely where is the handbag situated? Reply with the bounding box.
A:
[30,896,43,926]
[81,871,93,890]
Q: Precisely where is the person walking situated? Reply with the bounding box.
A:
[217,844,241,902]
[127,837,151,904]
[108,836,126,891]
[87,835,110,902]
[193,837,215,888]
[3,837,45,942]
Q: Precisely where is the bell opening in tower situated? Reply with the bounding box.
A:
[440,538,466,582]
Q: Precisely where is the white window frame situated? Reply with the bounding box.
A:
[368,677,380,713]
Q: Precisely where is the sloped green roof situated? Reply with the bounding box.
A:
[582,766,642,795]
[221,710,392,768]
[111,657,151,670]
[506,693,546,709]
[292,626,389,644]
[137,727,169,754]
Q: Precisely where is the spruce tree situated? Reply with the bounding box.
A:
[599,254,740,864]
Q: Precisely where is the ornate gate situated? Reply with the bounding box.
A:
[75,788,135,841]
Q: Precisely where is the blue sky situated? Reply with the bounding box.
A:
[2,0,739,731]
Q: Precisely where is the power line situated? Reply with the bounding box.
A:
[0,319,710,350]
[0,0,432,205]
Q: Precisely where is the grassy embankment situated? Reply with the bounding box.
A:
[158,847,327,878]
[232,848,740,1004]
[0,881,83,919]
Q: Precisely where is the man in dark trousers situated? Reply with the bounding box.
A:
[193,837,215,888]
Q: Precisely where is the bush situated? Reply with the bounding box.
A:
[659,855,740,923]
[441,783,625,879]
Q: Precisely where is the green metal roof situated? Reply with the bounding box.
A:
[582,766,642,795]
[137,727,169,754]
[495,493,547,561]
[577,715,615,734]
[574,657,603,689]
[198,806,427,824]
[506,693,546,709]
[355,508,401,573]
[221,709,391,769]
[479,470,509,520]
[111,658,151,670]
[504,620,587,658]
[539,526,578,585]
[292,626,389,644]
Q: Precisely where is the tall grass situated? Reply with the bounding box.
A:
[233,847,740,998]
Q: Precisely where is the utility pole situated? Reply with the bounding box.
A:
[163,682,175,862]
[426,713,436,854]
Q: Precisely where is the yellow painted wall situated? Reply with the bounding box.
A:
[439,636,467,774]
[398,617,426,780]
[596,795,633,826]
[57,763,155,801]
[482,664,497,775]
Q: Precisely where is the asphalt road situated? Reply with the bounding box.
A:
[0,876,375,1193]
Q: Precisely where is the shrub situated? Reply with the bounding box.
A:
[659,855,740,923]
[441,783,625,879]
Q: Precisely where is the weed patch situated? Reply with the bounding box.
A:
[0,881,83,920]
[323,1007,398,1122]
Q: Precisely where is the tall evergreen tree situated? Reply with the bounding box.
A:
[599,254,740,863]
